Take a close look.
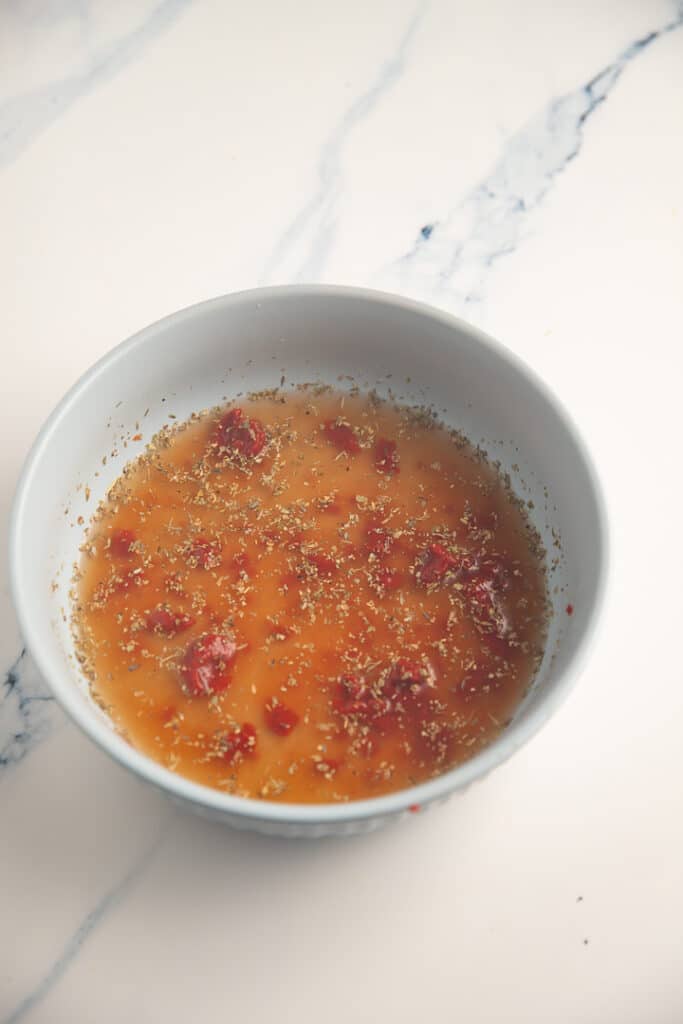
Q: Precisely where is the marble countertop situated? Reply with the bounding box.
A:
[2,2,683,1021]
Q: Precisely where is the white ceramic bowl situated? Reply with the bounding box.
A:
[10,286,607,837]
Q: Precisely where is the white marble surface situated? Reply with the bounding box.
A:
[2,2,683,1020]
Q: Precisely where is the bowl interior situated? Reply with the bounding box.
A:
[11,287,606,824]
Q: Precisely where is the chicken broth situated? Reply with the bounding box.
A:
[72,388,548,803]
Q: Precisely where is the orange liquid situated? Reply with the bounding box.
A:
[73,389,548,803]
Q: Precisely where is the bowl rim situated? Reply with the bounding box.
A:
[9,284,609,824]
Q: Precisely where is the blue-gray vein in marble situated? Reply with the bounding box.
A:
[0,649,59,771]
[261,3,683,302]
[0,0,191,170]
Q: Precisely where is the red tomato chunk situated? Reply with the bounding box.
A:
[214,407,266,458]
[386,658,436,697]
[323,419,360,453]
[222,722,258,762]
[264,699,299,736]
[366,526,395,558]
[181,634,237,697]
[334,674,391,721]
[376,567,401,590]
[418,543,458,584]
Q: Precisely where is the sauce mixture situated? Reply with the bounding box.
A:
[72,388,548,803]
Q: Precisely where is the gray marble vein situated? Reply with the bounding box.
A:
[0,0,191,170]
[2,819,173,1024]
[384,5,683,312]
[0,649,60,770]
[260,1,428,284]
